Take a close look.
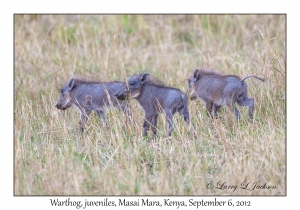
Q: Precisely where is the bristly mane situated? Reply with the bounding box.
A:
[59,77,122,91]
[146,77,166,88]
[73,77,104,84]
[72,77,123,84]
[144,74,183,91]
[132,73,167,87]
[198,68,222,77]
[198,68,241,79]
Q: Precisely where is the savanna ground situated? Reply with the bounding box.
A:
[14,15,286,195]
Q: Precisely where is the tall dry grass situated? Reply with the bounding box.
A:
[14,14,285,195]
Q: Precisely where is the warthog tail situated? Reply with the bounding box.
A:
[241,76,265,83]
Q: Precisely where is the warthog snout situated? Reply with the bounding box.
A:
[115,93,126,100]
[187,78,197,100]
[55,102,60,109]
[115,90,129,100]
[55,102,66,110]
[190,95,197,100]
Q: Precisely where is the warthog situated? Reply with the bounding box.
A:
[188,69,264,121]
[115,73,194,137]
[55,78,130,132]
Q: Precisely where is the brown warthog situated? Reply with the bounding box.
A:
[55,78,130,133]
[115,73,194,137]
[188,69,264,121]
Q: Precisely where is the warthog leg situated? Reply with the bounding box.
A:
[96,110,109,128]
[151,114,159,136]
[79,109,91,133]
[226,101,240,120]
[212,104,221,118]
[237,97,254,122]
[205,102,213,117]
[143,113,156,136]
[165,112,174,137]
[178,104,195,134]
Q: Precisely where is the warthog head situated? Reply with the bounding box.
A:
[187,70,200,100]
[55,78,75,110]
[115,73,150,100]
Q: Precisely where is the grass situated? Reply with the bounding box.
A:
[14,14,286,195]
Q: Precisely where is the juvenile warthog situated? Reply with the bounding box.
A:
[188,69,264,121]
[55,78,130,132]
[115,73,193,137]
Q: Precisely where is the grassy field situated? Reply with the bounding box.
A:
[14,14,286,195]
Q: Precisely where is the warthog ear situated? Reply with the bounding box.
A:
[193,69,200,81]
[141,73,150,84]
[68,78,75,90]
